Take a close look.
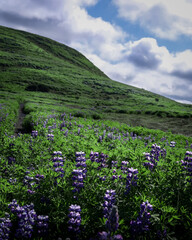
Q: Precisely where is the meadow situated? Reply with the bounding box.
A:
[1,25,192,239]
[1,25,192,137]
[0,104,192,239]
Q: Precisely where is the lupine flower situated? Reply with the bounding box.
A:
[130,200,153,237]
[143,143,165,170]
[75,152,87,170]
[97,231,108,240]
[31,130,38,137]
[0,213,12,240]
[68,204,81,234]
[180,151,192,183]
[24,172,44,194]
[72,169,84,195]
[112,161,117,168]
[8,201,37,239]
[90,152,108,169]
[8,178,17,184]
[125,168,138,194]
[106,205,119,233]
[52,151,65,182]
[99,175,107,181]
[170,141,176,147]
[7,156,15,165]
[121,161,129,173]
[47,134,54,141]
[8,200,48,238]
[36,215,49,236]
[157,228,167,239]
[103,190,116,219]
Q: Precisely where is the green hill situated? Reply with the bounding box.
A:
[0,25,192,136]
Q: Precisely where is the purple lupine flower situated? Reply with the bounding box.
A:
[143,143,163,170]
[99,175,107,181]
[103,190,116,219]
[8,200,48,238]
[125,168,138,194]
[106,205,119,233]
[53,151,62,156]
[75,152,87,169]
[181,151,192,183]
[112,161,118,168]
[90,152,108,169]
[113,234,123,240]
[31,130,38,137]
[47,134,54,141]
[68,204,81,234]
[130,200,153,237]
[0,213,12,240]
[121,161,129,173]
[97,231,108,240]
[36,215,49,236]
[52,151,65,180]
[72,169,84,197]
[7,156,15,165]
[8,201,37,239]
[23,172,44,194]
[98,135,103,142]
[8,178,17,184]
[157,228,167,239]
[170,141,176,147]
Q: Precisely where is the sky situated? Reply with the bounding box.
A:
[0,0,192,104]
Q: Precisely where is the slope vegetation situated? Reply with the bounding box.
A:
[0,25,192,136]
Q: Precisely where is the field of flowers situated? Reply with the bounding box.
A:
[0,110,192,239]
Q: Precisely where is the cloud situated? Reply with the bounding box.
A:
[0,0,192,102]
[113,0,192,39]
[125,38,162,69]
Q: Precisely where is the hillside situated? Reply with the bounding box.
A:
[0,25,192,136]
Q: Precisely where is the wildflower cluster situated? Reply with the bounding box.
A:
[47,133,54,141]
[36,215,49,236]
[180,151,192,183]
[8,200,48,238]
[9,200,37,238]
[68,204,81,234]
[143,143,166,170]
[125,167,138,194]
[103,190,116,219]
[23,171,44,194]
[130,200,153,237]
[90,151,108,169]
[99,192,123,240]
[71,152,87,198]
[52,151,65,182]
[121,161,129,173]
[0,213,12,240]
[7,156,16,165]
[31,130,38,137]
[75,151,87,170]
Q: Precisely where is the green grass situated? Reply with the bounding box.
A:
[0,109,192,239]
[0,24,192,137]
[1,25,192,240]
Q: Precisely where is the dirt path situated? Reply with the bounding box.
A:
[14,103,26,135]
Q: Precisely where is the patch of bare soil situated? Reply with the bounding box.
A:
[14,103,26,135]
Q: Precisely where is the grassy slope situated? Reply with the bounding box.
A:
[0,25,192,136]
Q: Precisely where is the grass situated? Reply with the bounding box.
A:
[0,25,192,137]
[1,25,192,239]
[0,109,192,239]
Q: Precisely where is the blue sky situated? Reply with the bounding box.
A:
[0,0,192,103]
[88,0,192,53]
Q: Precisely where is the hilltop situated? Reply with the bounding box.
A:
[0,25,192,136]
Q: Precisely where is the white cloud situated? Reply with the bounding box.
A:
[0,0,192,102]
[113,0,192,39]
